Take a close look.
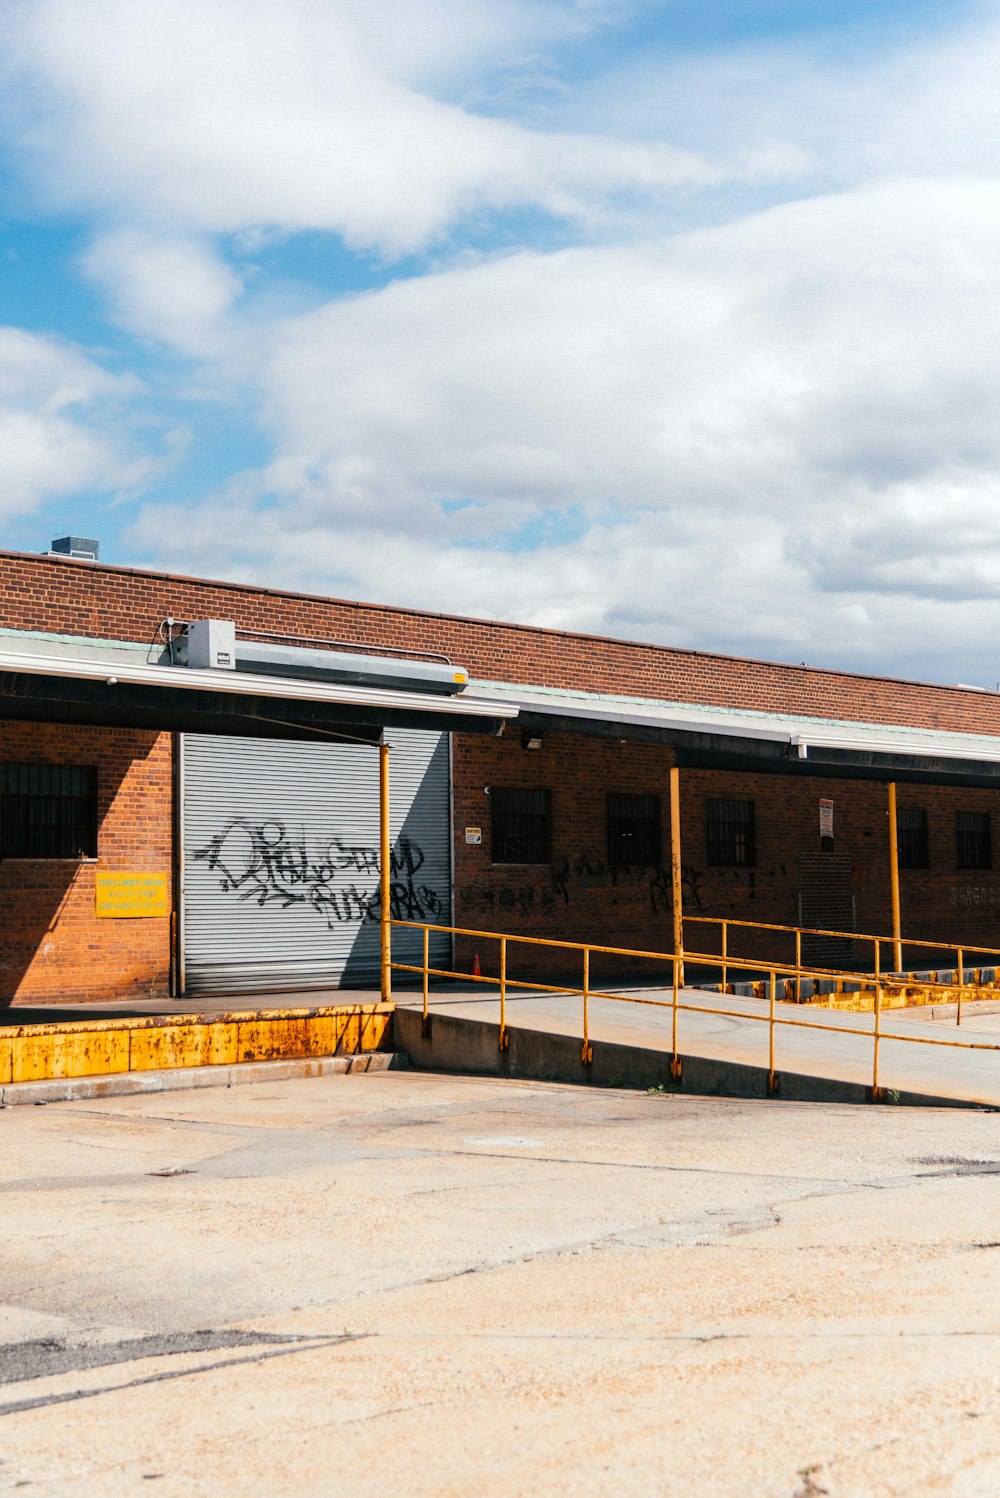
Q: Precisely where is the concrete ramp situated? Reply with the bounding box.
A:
[396,986,1000,1108]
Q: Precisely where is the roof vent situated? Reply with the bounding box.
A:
[49,535,100,561]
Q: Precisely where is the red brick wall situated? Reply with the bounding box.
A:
[2,549,1000,734]
[452,733,1000,981]
[0,723,172,1005]
[454,734,677,985]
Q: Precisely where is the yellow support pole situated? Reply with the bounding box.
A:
[422,925,429,1024]
[887,781,902,975]
[670,954,682,1081]
[581,947,593,1065]
[721,920,728,994]
[499,936,509,1052]
[768,968,777,1095]
[669,764,684,988]
[957,946,964,1028]
[379,741,392,1003]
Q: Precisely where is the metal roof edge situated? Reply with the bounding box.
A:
[0,643,513,722]
[469,678,1000,755]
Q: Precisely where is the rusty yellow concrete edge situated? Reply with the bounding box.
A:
[0,1005,394,1085]
[0,1002,393,1039]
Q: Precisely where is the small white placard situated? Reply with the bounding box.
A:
[819,799,834,838]
[465,826,482,845]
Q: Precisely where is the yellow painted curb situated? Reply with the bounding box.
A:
[0,1004,392,1084]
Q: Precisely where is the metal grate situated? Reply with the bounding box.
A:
[897,807,929,869]
[491,788,550,864]
[0,763,98,858]
[707,798,756,867]
[607,793,660,866]
[956,810,991,870]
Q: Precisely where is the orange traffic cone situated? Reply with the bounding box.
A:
[472,951,481,977]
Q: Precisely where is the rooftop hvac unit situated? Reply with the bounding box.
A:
[49,535,100,561]
[186,619,236,671]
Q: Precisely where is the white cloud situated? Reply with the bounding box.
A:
[122,174,1000,684]
[82,231,243,358]
[3,0,731,256]
[0,328,152,518]
[7,0,1000,685]
[561,7,1000,194]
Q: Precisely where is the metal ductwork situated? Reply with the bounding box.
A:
[183,620,468,695]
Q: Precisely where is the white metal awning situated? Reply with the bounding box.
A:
[466,679,1000,768]
[0,641,508,721]
[0,633,514,740]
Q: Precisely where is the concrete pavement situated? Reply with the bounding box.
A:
[4,1070,1000,1495]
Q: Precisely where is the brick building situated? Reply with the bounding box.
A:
[2,547,1000,1005]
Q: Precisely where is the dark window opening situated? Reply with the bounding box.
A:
[491,788,550,864]
[0,763,98,859]
[956,811,991,870]
[607,793,660,866]
[707,798,756,867]
[897,807,929,869]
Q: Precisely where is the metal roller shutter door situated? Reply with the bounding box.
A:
[181,728,451,996]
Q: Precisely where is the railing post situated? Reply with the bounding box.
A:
[498,936,509,1052]
[582,947,593,1065]
[872,978,883,1101]
[721,920,728,994]
[670,955,682,1081]
[957,946,964,1028]
[379,741,392,1003]
[767,968,779,1095]
[669,764,684,987]
[795,927,802,1001]
[421,924,431,1038]
[887,781,902,975]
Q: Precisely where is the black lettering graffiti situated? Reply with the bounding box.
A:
[194,818,443,930]
[460,853,711,918]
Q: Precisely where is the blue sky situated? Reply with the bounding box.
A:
[1,0,999,684]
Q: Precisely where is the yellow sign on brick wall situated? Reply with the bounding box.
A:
[96,872,169,918]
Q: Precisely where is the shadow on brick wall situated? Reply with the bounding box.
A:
[0,728,171,1008]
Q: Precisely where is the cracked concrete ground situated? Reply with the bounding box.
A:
[2,1074,1000,1496]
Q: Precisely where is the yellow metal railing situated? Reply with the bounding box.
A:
[390,918,1000,1101]
[683,913,1000,1026]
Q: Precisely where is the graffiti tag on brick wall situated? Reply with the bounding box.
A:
[194,818,445,928]
[950,884,1000,908]
[460,853,711,919]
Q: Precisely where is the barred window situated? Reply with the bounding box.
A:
[0,764,98,858]
[707,798,755,867]
[956,811,991,870]
[607,793,660,866]
[897,807,929,869]
[491,788,550,864]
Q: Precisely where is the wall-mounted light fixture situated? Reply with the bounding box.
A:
[521,732,543,751]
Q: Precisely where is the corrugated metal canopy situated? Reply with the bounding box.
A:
[466,680,1000,785]
[0,637,513,741]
